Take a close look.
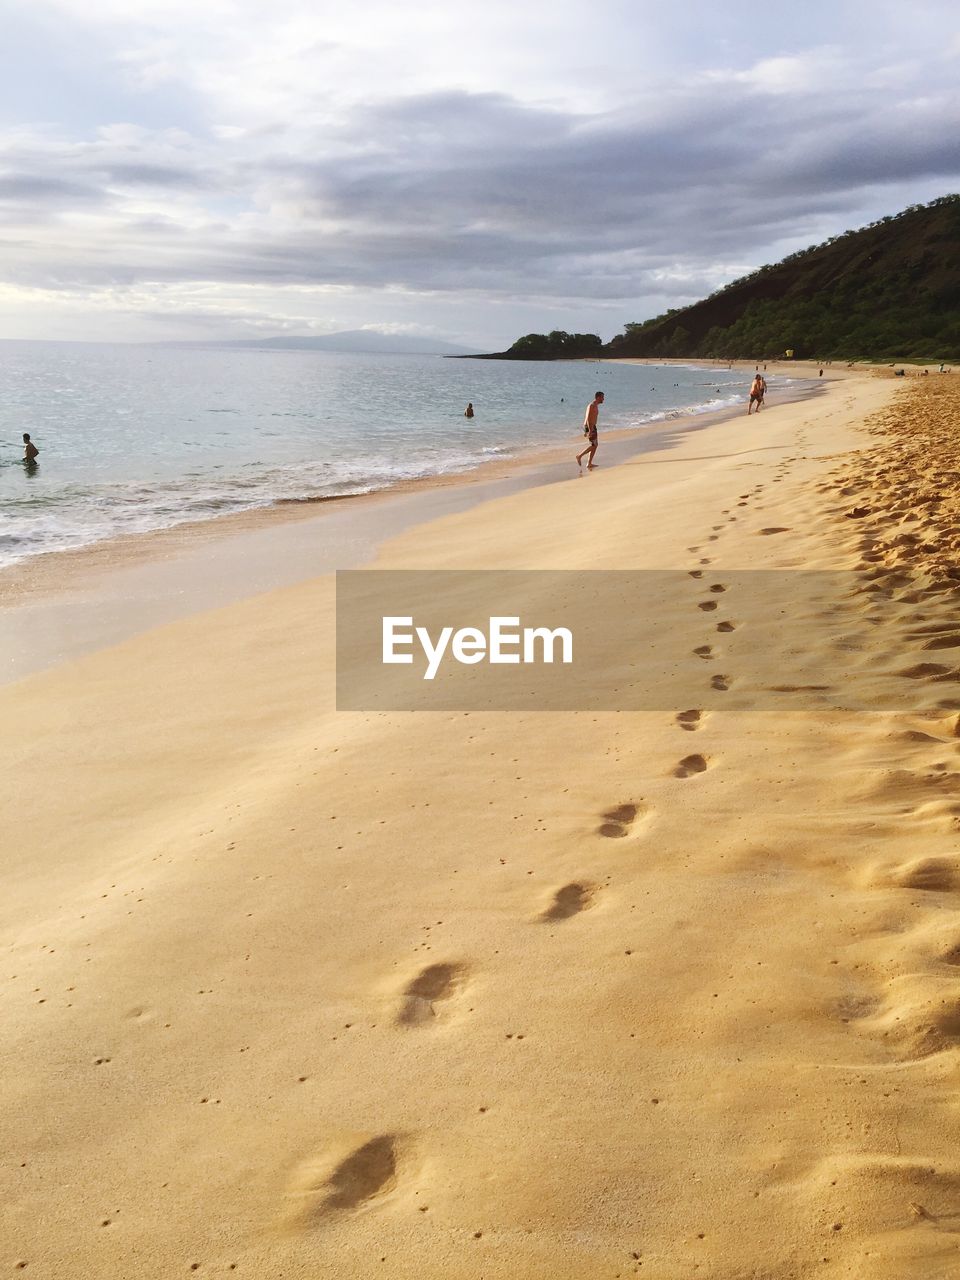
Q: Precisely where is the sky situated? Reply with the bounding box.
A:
[0,0,958,349]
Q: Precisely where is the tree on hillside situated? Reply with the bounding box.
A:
[505,331,603,359]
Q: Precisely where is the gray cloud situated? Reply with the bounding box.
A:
[104,161,205,188]
[1,64,959,332]
[0,173,104,202]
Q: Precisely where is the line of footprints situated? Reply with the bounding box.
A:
[669,483,769,776]
[284,801,649,1229]
[669,465,797,770]
[285,483,795,1231]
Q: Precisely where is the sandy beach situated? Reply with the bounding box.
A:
[6,368,960,1278]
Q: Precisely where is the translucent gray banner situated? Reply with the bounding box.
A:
[336,570,960,711]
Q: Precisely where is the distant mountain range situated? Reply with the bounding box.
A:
[168,330,472,356]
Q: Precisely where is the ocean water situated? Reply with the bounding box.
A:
[0,343,793,568]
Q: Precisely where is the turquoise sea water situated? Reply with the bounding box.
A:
[0,343,799,568]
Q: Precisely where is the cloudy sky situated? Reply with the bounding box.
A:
[1,0,958,348]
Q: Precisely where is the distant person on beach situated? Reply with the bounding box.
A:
[464,402,474,418]
[576,391,604,470]
[22,433,38,463]
[748,374,763,414]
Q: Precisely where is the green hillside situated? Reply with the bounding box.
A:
[606,195,960,361]
[485,196,960,362]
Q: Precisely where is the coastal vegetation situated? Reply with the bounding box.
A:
[472,330,604,360]
[487,196,960,362]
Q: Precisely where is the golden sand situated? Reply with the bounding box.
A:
[3,373,960,1277]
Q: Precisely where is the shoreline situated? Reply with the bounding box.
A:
[0,359,823,594]
[0,370,826,683]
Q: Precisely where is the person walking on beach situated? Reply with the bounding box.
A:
[22,432,38,463]
[576,391,604,470]
[748,374,763,414]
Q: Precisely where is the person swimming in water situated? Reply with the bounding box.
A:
[464,402,474,418]
[22,433,39,463]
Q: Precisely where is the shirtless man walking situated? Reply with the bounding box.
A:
[576,390,604,469]
[748,374,763,414]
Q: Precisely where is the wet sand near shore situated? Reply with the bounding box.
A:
[6,372,960,1277]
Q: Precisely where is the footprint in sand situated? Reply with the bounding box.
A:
[711,674,731,692]
[716,621,736,633]
[698,600,718,612]
[835,992,881,1024]
[898,663,956,681]
[901,729,949,745]
[810,1153,960,1215]
[673,754,709,778]
[676,709,703,732]
[883,856,960,893]
[597,802,644,838]
[709,584,727,594]
[759,527,791,535]
[767,683,832,693]
[539,882,597,921]
[396,962,468,1027]
[865,990,960,1061]
[688,569,704,579]
[285,1134,403,1227]
[693,645,713,660]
